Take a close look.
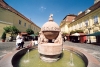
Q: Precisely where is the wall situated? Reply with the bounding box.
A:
[0,7,40,38]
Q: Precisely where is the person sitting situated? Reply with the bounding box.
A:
[16,32,22,50]
[34,39,38,46]
[20,35,24,48]
[27,38,35,48]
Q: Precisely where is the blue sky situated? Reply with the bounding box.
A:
[5,0,94,28]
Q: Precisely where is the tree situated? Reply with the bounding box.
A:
[26,28,34,35]
[76,30,83,33]
[3,26,19,36]
[70,31,76,34]
[70,30,83,35]
[35,32,39,35]
[62,32,68,37]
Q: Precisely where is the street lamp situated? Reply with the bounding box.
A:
[88,28,91,43]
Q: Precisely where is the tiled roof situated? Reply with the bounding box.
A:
[63,14,77,20]
[74,1,100,21]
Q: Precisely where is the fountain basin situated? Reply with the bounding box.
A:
[0,46,100,67]
[38,43,62,55]
[12,48,86,67]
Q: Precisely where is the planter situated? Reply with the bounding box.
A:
[2,39,5,42]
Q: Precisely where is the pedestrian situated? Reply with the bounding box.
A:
[27,38,35,48]
[20,35,24,48]
[34,39,38,46]
[16,32,22,50]
[8,36,12,42]
[63,36,66,42]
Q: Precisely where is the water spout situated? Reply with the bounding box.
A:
[24,49,30,63]
[69,53,74,66]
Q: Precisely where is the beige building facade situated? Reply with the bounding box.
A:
[60,14,76,34]
[60,0,100,42]
[0,0,40,38]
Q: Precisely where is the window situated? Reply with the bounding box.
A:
[72,26,75,30]
[34,27,35,30]
[69,27,72,31]
[94,16,98,24]
[24,23,26,27]
[28,25,31,28]
[74,25,77,29]
[79,23,82,28]
[19,20,21,25]
[76,24,79,29]
[85,20,88,26]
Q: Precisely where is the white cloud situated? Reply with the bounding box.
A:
[40,6,46,12]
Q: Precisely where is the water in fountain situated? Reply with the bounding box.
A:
[70,53,74,66]
[67,53,75,67]
[23,49,29,63]
[17,49,85,67]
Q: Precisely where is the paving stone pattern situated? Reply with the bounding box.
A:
[0,41,100,62]
[0,41,30,60]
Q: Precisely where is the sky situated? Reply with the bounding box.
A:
[5,0,94,28]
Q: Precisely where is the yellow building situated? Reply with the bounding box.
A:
[60,0,100,42]
[60,14,76,34]
[0,0,40,38]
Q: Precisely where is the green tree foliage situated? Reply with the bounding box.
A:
[35,32,39,36]
[70,31,76,34]
[26,28,34,35]
[70,30,83,35]
[1,32,6,40]
[62,32,68,37]
[76,30,83,33]
[3,26,19,36]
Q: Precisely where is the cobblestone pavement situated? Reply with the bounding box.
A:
[0,41,30,60]
[0,41,100,62]
[63,41,100,62]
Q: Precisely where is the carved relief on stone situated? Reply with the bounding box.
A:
[38,32,48,44]
[54,32,62,45]
[42,27,60,31]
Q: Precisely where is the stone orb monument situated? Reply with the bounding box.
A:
[38,14,63,62]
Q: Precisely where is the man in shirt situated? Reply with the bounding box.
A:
[16,32,22,50]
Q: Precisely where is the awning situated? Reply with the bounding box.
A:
[87,31,100,36]
[71,33,86,36]
[71,33,80,36]
[21,32,28,35]
[29,34,38,36]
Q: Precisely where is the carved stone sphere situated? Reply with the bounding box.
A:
[43,31,59,39]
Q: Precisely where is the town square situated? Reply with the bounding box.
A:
[0,0,100,67]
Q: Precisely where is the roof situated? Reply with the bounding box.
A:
[63,14,77,20]
[74,1,100,21]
